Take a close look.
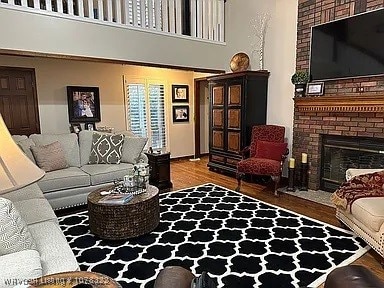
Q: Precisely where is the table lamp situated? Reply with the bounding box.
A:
[0,114,45,194]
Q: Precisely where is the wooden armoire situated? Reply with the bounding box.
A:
[207,70,269,174]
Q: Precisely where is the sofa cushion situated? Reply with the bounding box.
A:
[121,136,148,164]
[17,138,36,164]
[0,250,43,286]
[79,130,109,166]
[31,141,69,172]
[30,133,81,167]
[28,221,79,275]
[1,183,44,203]
[0,198,36,256]
[11,135,28,142]
[38,167,90,193]
[351,197,384,232]
[81,163,134,185]
[89,133,124,164]
[13,198,57,225]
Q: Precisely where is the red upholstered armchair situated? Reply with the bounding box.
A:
[236,125,288,196]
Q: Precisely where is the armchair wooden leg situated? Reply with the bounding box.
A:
[271,175,281,196]
[236,172,243,192]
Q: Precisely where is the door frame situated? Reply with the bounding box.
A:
[0,66,40,134]
[194,77,209,158]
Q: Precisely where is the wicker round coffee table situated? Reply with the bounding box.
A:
[88,185,159,240]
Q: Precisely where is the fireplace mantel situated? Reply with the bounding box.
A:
[294,95,384,112]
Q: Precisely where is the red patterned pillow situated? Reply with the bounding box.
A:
[255,140,287,161]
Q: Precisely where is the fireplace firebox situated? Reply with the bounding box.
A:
[321,135,384,192]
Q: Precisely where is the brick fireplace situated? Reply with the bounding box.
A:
[293,95,384,190]
[293,0,384,190]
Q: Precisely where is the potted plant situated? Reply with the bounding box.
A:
[291,71,310,97]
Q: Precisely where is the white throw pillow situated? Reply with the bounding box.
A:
[0,198,37,256]
[121,136,148,164]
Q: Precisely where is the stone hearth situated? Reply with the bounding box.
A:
[292,95,384,190]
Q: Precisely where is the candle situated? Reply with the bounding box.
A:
[289,158,295,168]
[302,153,308,164]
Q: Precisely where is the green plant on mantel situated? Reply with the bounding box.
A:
[291,71,310,84]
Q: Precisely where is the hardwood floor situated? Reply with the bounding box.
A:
[170,157,384,285]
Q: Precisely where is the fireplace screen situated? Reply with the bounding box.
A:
[321,135,384,192]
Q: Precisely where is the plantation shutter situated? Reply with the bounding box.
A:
[148,84,166,149]
[126,80,167,150]
[126,83,147,138]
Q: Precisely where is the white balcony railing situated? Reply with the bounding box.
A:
[0,0,225,42]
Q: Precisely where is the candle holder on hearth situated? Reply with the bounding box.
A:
[299,162,309,191]
[287,166,295,191]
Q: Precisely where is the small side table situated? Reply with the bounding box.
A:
[145,152,173,191]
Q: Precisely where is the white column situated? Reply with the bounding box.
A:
[196,0,202,38]
[140,0,146,27]
[132,0,139,26]
[161,0,169,32]
[168,0,175,33]
[33,0,39,9]
[115,0,122,23]
[21,0,27,7]
[57,0,64,13]
[175,0,182,34]
[106,0,112,21]
[218,0,224,42]
[212,0,218,41]
[87,0,94,18]
[191,0,197,37]
[67,0,74,14]
[202,0,208,39]
[46,0,52,11]
[77,0,84,16]
[122,0,129,24]
[148,0,154,29]
[154,0,161,30]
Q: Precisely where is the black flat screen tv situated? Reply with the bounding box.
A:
[310,9,384,81]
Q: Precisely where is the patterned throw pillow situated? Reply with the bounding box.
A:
[30,141,69,172]
[88,133,124,164]
[255,140,288,161]
[0,198,36,256]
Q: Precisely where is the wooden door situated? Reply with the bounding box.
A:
[0,67,40,135]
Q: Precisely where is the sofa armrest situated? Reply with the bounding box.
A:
[137,153,148,164]
[345,168,384,181]
[0,250,42,286]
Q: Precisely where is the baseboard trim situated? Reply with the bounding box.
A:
[171,155,195,162]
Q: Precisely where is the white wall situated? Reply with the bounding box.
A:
[0,55,212,158]
[225,0,297,159]
[0,8,227,71]
[199,81,209,154]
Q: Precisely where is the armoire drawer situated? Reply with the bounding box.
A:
[226,157,240,167]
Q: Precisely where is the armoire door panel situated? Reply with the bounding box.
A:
[212,109,224,128]
[228,84,241,105]
[212,86,224,105]
[228,109,241,129]
[228,132,241,153]
[212,130,224,150]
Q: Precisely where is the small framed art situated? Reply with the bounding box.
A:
[67,86,101,123]
[173,106,189,122]
[85,122,97,131]
[69,123,82,134]
[172,84,189,103]
[306,82,324,96]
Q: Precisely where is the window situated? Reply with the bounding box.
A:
[126,80,167,150]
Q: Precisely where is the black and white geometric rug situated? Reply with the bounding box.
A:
[58,183,369,288]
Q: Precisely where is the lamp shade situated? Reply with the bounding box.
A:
[0,114,45,194]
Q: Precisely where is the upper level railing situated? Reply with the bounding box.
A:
[0,0,225,43]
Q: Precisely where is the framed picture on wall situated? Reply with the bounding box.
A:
[84,122,97,131]
[173,105,189,122]
[306,82,324,96]
[172,84,189,103]
[67,86,101,123]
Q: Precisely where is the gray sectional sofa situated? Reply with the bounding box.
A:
[0,183,79,287]
[14,130,148,210]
